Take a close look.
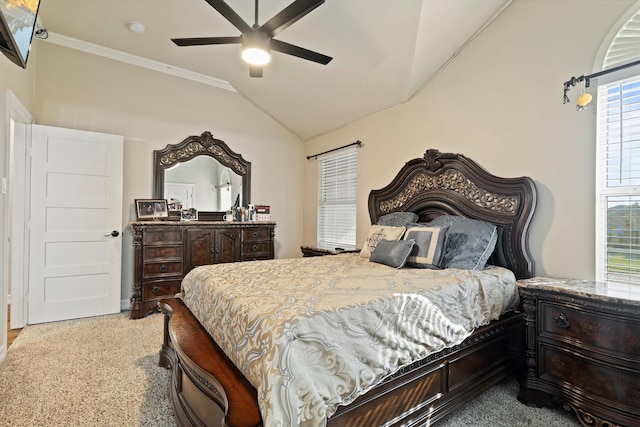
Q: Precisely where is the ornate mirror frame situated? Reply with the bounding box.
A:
[153,131,251,220]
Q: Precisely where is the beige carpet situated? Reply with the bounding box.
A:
[0,312,176,427]
[0,312,579,427]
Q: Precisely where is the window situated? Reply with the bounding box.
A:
[596,76,640,285]
[317,148,357,250]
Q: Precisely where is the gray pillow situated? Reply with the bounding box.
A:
[427,215,497,270]
[370,239,416,268]
[377,212,419,227]
[403,225,448,269]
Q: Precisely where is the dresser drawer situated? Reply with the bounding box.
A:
[242,227,271,242]
[242,242,271,260]
[142,279,182,300]
[540,344,640,409]
[143,230,183,245]
[539,301,640,359]
[143,245,183,260]
[143,261,183,279]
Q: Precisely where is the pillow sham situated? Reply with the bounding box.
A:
[427,215,497,270]
[370,239,416,268]
[359,225,406,259]
[377,212,419,227]
[403,224,448,269]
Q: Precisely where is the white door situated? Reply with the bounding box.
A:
[165,182,194,209]
[28,125,123,324]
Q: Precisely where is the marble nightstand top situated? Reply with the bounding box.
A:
[518,276,640,306]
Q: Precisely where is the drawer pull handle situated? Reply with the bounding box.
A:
[159,234,168,241]
[554,313,570,329]
[252,244,258,251]
[159,264,168,273]
[152,286,160,295]
[252,232,259,237]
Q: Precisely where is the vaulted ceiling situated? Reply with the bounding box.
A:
[37,0,511,140]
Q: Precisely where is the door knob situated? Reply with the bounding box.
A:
[104,230,120,237]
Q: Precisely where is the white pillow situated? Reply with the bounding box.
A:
[359,225,406,259]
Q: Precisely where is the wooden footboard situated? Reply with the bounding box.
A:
[159,298,524,427]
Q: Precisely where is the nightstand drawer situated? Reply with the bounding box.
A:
[143,245,183,260]
[539,302,640,359]
[142,279,182,300]
[540,344,640,409]
[242,227,271,242]
[143,230,183,245]
[143,261,183,279]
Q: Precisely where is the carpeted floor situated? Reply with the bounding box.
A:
[0,312,580,427]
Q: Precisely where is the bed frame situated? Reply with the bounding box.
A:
[158,148,537,427]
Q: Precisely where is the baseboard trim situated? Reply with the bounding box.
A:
[120,299,129,311]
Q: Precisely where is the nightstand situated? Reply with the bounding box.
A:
[517,277,640,427]
[300,246,359,257]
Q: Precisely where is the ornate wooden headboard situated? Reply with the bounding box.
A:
[368,149,537,279]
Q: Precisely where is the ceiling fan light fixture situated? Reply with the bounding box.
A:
[242,47,271,65]
[241,31,271,66]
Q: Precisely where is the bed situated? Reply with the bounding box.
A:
[158,148,537,427]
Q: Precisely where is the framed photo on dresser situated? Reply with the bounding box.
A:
[135,199,169,220]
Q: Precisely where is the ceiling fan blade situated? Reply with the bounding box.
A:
[271,39,332,65]
[260,0,324,37]
[249,65,263,78]
[172,36,242,46]
[205,0,253,34]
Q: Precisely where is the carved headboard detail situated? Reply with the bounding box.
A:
[368,149,537,279]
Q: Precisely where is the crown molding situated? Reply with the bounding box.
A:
[41,31,237,93]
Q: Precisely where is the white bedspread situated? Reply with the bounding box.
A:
[179,254,519,427]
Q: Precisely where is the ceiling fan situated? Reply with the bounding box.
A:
[171,0,333,77]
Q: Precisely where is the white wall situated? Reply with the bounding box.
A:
[303,0,636,281]
[32,42,304,303]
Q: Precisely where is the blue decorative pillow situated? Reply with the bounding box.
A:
[427,215,498,270]
[370,239,416,268]
[403,225,449,269]
[377,212,419,227]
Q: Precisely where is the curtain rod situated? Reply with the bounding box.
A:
[306,140,362,160]
[563,58,640,104]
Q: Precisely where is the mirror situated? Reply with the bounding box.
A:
[153,131,251,220]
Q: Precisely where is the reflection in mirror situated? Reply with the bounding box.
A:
[164,157,242,211]
[153,131,251,220]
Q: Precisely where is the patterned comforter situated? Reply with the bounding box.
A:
[179,253,519,427]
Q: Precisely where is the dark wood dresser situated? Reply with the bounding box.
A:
[518,277,640,427]
[129,221,275,319]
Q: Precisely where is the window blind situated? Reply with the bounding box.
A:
[596,76,640,285]
[317,147,357,250]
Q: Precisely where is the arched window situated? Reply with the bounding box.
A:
[596,2,640,285]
